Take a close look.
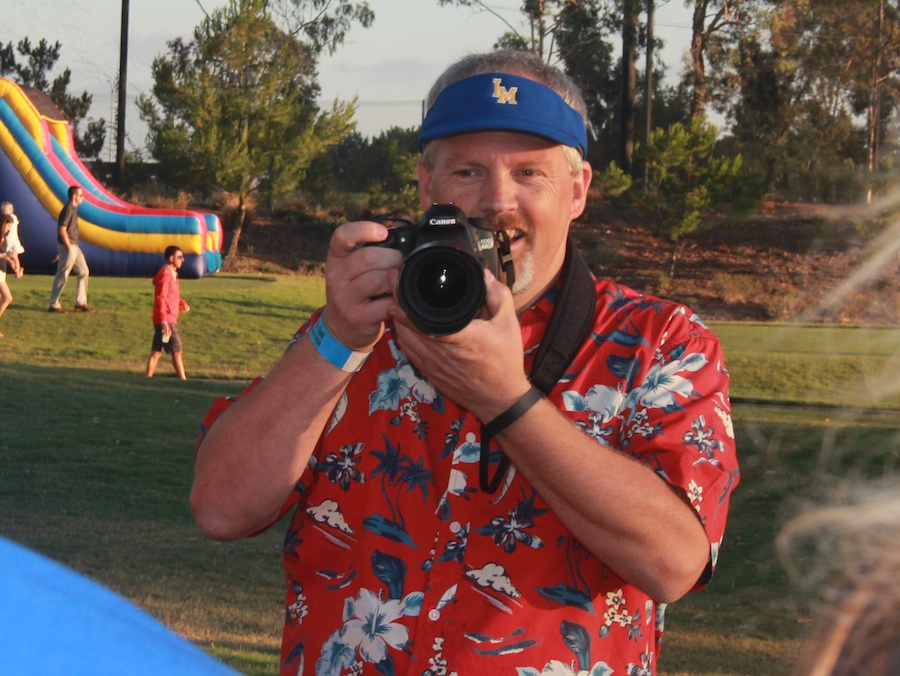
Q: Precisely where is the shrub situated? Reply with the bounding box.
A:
[634,116,746,243]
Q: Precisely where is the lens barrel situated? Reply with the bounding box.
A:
[397,240,486,335]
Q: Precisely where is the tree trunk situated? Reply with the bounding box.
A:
[643,0,655,188]
[225,195,248,260]
[689,0,709,116]
[620,0,638,173]
[668,240,680,280]
[866,0,886,205]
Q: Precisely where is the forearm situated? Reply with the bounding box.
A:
[191,336,353,540]
[494,399,710,602]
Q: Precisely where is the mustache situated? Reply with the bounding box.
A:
[482,212,531,233]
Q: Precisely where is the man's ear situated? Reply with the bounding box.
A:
[570,160,593,221]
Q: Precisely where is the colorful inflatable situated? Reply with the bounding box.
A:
[0,78,222,278]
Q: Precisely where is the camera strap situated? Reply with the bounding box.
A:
[479,238,597,493]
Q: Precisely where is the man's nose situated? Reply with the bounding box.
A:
[478,172,517,215]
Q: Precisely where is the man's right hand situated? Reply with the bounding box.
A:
[322,220,402,351]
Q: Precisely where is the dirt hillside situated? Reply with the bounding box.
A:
[226,203,900,324]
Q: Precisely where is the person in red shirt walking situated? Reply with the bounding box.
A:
[146,245,190,380]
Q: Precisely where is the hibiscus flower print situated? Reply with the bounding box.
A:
[476,488,547,553]
[683,415,725,462]
[629,352,708,411]
[340,588,410,665]
[319,443,365,490]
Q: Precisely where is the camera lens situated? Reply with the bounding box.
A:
[398,242,486,335]
[417,261,468,308]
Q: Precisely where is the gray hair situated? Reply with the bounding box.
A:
[425,50,588,121]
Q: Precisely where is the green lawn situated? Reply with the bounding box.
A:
[0,273,323,378]
[1,274,898,674]
[713,322,900,409]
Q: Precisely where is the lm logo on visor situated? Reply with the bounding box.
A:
[492,78,518,105]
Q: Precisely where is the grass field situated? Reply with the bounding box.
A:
[1,273,899,675]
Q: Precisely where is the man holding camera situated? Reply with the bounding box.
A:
[192,50,739,675]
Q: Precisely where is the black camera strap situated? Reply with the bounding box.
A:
[479,238,597,493]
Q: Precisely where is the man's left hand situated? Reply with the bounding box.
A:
[388,270,532,421]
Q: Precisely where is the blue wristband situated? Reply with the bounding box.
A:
[308,318,371,373]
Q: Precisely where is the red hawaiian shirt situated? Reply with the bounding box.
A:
[199,277,739,676]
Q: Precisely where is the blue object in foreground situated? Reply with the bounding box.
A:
[0,536,239,675]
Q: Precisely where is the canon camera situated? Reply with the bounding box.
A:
[370,203,515,335]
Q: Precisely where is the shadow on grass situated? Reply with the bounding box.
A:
[0,361,283,674]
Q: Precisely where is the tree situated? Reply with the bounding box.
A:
[644,0,655,185]
[268,0,374,54]
[723,36,795,193]
[327,127,418,194]
[437,1,619,64]
[686,0,750,116]
[636,115,744,275]
[436,0,553,57]
[306,126,419,214]
[704,0,900,201]
[782,0,900,202]
[138,0,362,260]
[620,0,639,171]
[436,1,626,160]
[0,37,106,159]
[436,1,696,175]
[362,128,420,212]
[554,0,618,159]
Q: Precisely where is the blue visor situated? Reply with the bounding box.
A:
[419,72,588,158]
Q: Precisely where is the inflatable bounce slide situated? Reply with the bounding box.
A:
[0,78,222,278]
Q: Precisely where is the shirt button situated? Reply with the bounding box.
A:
[428,609,441,621]
[449,521,462,534]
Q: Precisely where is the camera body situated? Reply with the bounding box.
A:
[373,203,515,335]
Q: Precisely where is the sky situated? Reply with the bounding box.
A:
[1,0,695,159]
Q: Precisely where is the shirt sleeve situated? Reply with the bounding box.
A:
[194,313,324,533]
[615,311,739,587]
[193,376,299,534]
